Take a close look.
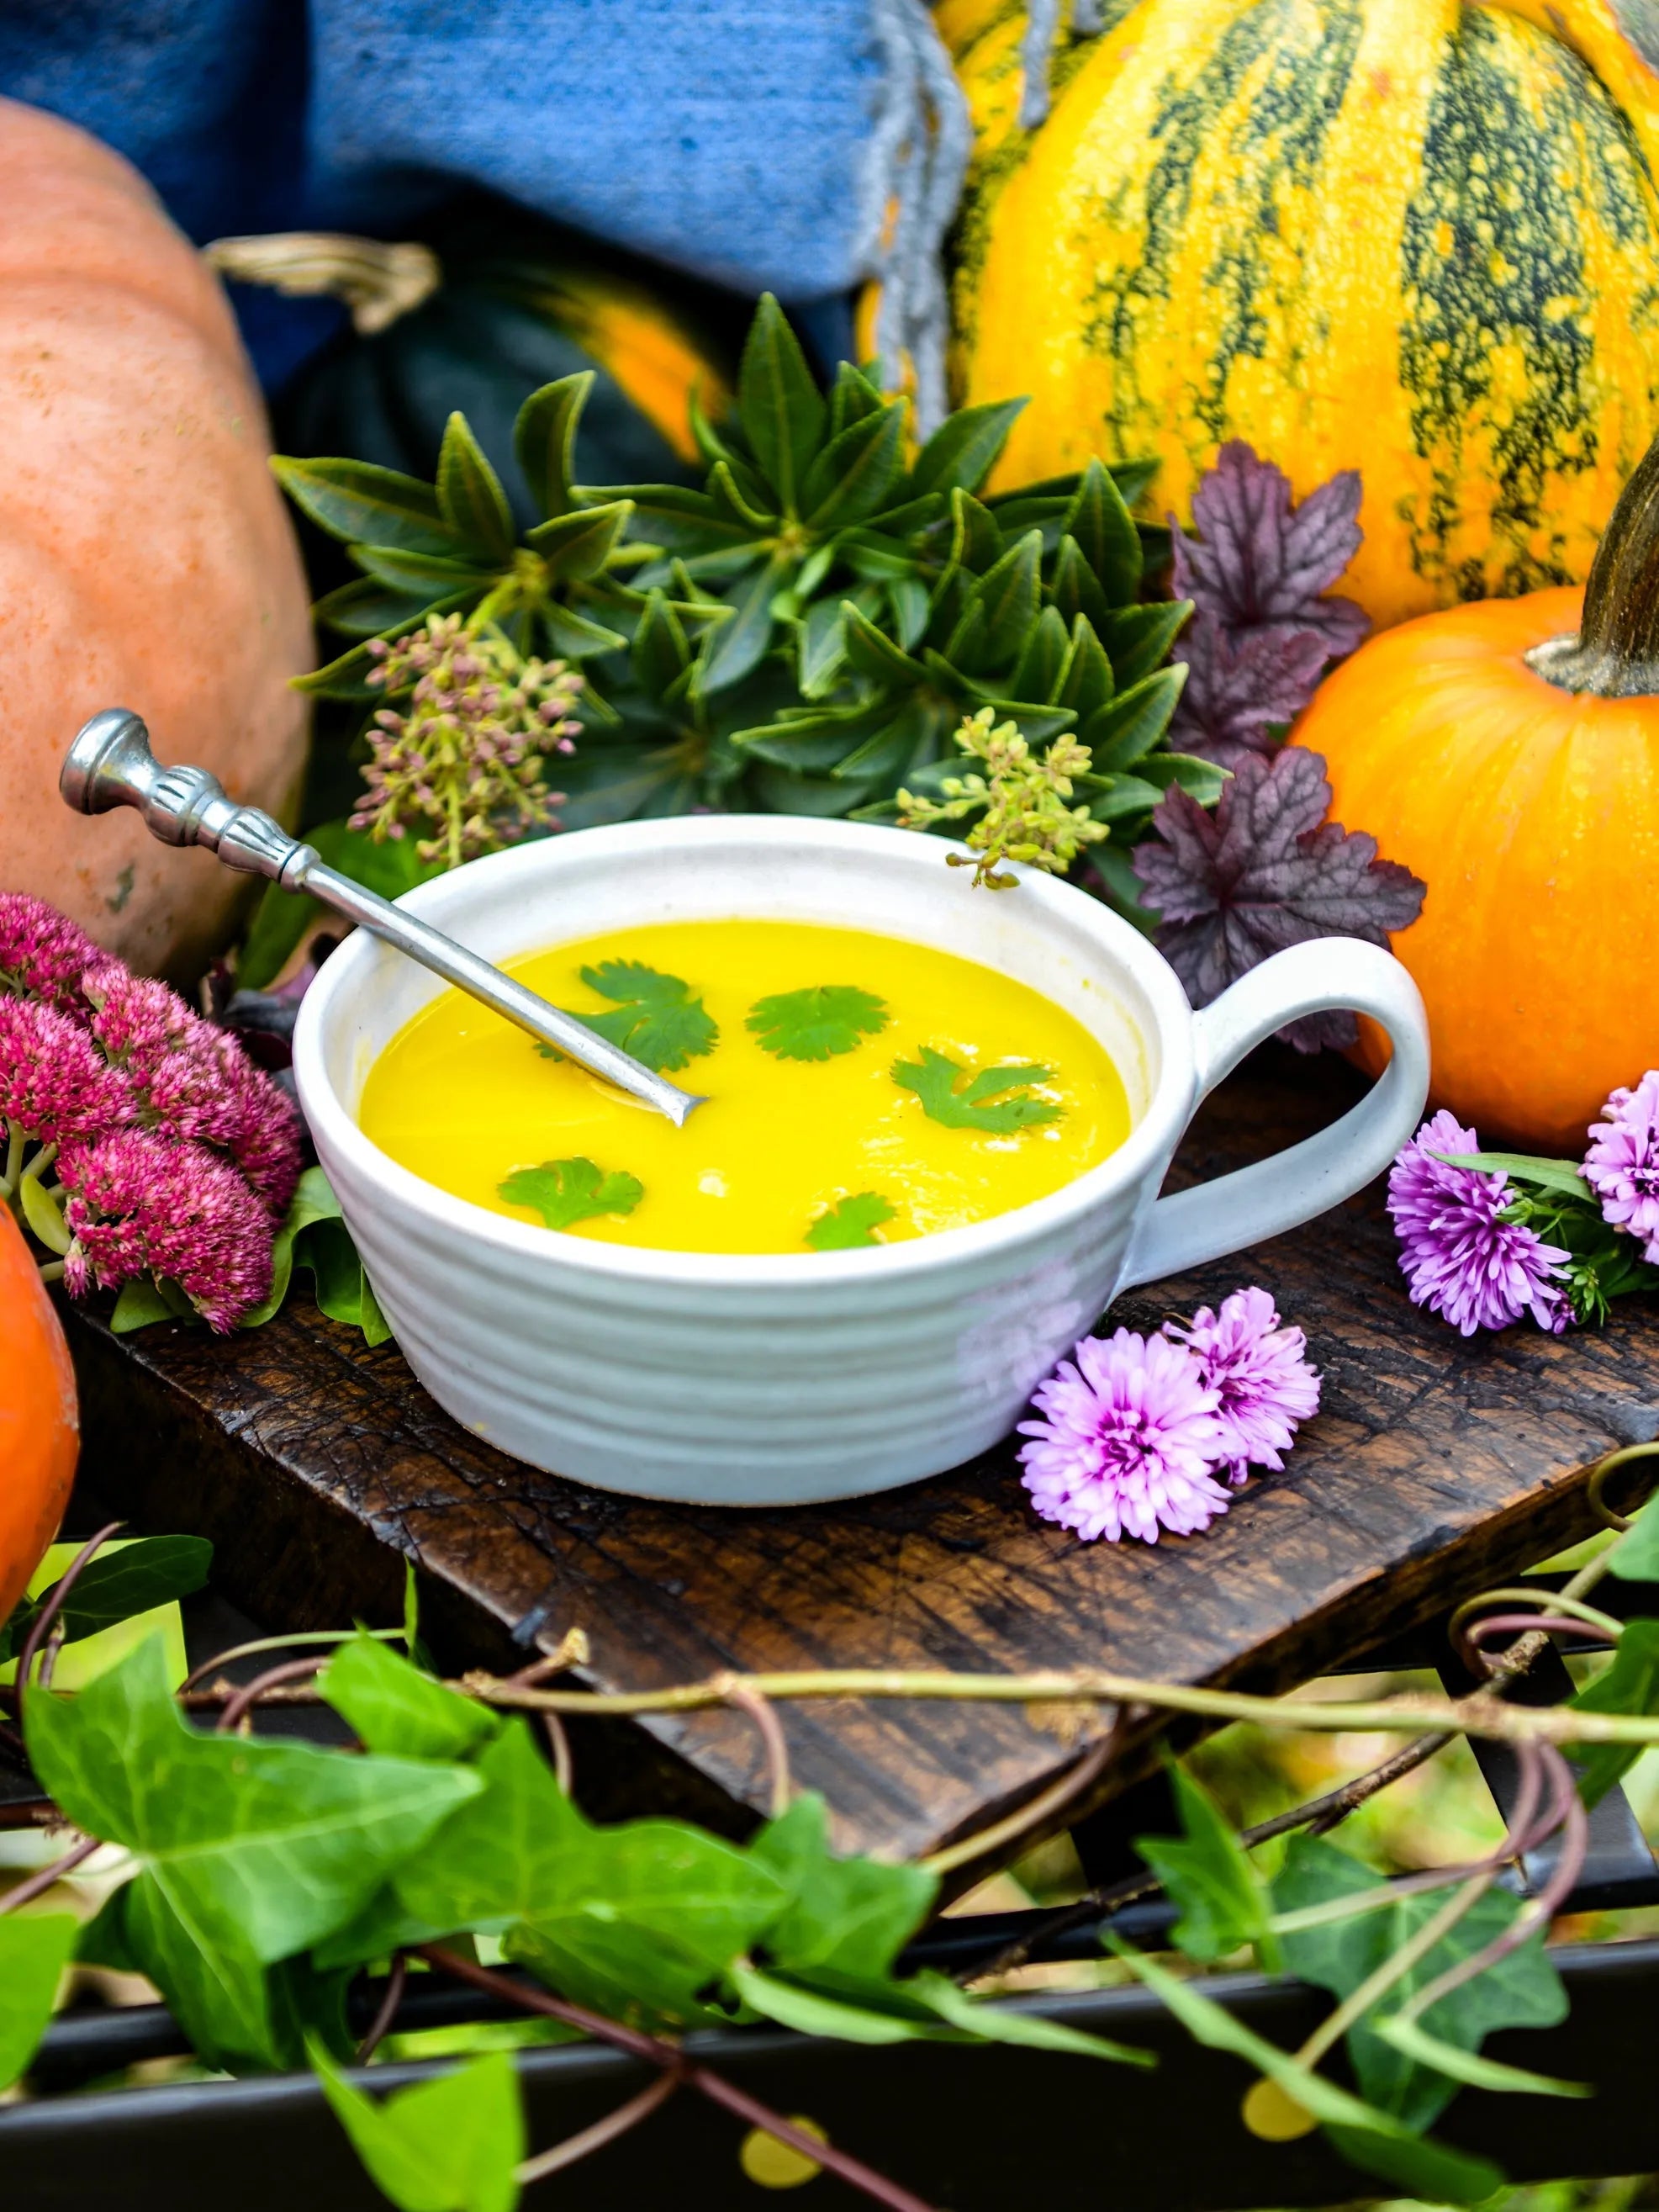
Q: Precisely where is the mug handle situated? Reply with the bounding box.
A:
[1119,938,1431,1292]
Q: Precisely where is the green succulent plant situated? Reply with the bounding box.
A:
[272,294,1222,872]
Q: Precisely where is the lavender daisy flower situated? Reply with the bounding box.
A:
[1017,1329,1229,1543]
[1165,1286,1321,1484]
[1387,1109,1572,1336]
[1584,1072,1659,1265]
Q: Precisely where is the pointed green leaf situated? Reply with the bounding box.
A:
[537,601,629,659]
[1009,604,1071,706]
[312,579,440,640]
[316,2047,524,2212]
[1063,458,1142,601]
[1371,2014,1589,2100]
[1134,1762,1276,1968]
[522,500,631,582]
[828,359,885,439]
[1100,601,1191,690]
[1048,535,1111,629]
[600,481,750,551]
[1056,616,1113,718]
[970,529,1043,666]
[837,529,920,582]
[513,373,591,521]
[1434,1152,1593,1202]
[910,398,1027,499]
[948,487,1005,577]
[25,1635,481,1970]
[1081,666,1186,771]
[708,457,777,532]
[750,1795,934,1976]
[9,1537,211,1659]
[1611,1496,1659,1581]
[271,457,464,557]
[1568,1619,1659,1805]
[0,1914,76,2092]
[293,638,397,701]
[800,405,906,531]
[831,698,936,784]
[352,548,495,595]
[632,588,692,701]
[694,553,789,693]
[436,414,515,560]
[737,294,826,512]
[732,701,887,771]
[906,1969,1153,2066]
[798,598,850,697]
[842,601,927,688]
[320,1634,499,1765]
[1109,458,1159,507]
[887,573,929,651]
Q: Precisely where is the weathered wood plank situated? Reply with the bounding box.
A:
[66,1049,1659,1865]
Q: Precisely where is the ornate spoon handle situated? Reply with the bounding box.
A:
[60,710,703,1128]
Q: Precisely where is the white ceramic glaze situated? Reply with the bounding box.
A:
[293,818,1429,1506]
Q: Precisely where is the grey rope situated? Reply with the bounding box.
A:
[1019,0,1065,128]
[862,0,972,435]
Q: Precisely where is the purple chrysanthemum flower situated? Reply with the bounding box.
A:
[0,997,135,1143]
[1584,1072,1659,1265]
[0,892,101,1014]
[1017,1329,1229,1543]
[59,1130,274,1332]
[1165,1286,1321,1484]
[1387,1109,1572,1336]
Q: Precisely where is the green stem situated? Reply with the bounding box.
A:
[20,1141,56,1184]
[2,1120,22,1198]
[1526,429,1659,696]
[1291,1875,1493,2075]
[36,1261,64,1284]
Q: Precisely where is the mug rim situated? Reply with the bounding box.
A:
[293,814,1200,1288]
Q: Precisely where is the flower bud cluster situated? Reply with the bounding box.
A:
[355,613,584,870]
[896,707,1107,890]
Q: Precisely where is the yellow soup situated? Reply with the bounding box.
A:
[358,920,1132,1255]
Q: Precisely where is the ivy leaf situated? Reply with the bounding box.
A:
[498,1157,643,1233]
[1272,1834,1567,2130]
[1130,747,1426,1052]
[0,1915,76,2092]
[748,1795,935,1981]
[1133,1762,1278,1970]
[747,985,889,1061]
[892,1047,1061,1134]
[732,1960,1149,2065]
[806,1193,896,1252]
[1567,1619,1659,1807]
[0,1536,211,1668]
[320,1634,500,1765]
[1611,1497,1659,1582]
[315,2046,524,2212]
[550,958,718,1072]
[1103,1934,1505,2206]
[24,1634,481,1973]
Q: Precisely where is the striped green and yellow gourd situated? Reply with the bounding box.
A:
[943,0,1659,627]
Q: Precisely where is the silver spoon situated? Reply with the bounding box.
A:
[60,710,705,1127]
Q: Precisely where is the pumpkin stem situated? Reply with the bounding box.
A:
[1527,432,1659,696]
[202,234,441,336]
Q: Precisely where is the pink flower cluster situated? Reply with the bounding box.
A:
[1017,1287,1321,1544]
[0,893,301,1331]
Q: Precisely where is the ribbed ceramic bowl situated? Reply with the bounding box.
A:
[293,817,1429,1506]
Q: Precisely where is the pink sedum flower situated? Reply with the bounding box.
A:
[1165,1286,1321,1484]
[59,1130,274,1332]
[0,892,101,1015]
[0,997,135,1142]
[1584,1071,1659,1265]
[1387,1109,1572,1336]
[1018,1329,1229,1543]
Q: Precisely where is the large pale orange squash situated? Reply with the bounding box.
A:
[0,1202,77,1627]
[1298,428,1659,1151]
[0,100,311,977]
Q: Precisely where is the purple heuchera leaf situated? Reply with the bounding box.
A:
[1169,442,1369,766]
[1129,746,1426,1052]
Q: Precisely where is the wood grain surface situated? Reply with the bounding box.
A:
[66,1049,1659,1867]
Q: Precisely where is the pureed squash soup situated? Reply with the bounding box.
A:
[357,919,1133,1256]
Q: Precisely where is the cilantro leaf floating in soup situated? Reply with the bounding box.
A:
[536,960,718,1075]
[891,1048,1062,1135]
[747,985,889,1062]
[499,1157,645,1231]
[806,1193,896,1252]
[361,920,1130,1255]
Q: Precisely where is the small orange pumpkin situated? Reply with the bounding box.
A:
[0,1203,79,1626]
[1297,435,1659,1152]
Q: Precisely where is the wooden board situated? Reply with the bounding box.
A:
[65,1049,1659,1866]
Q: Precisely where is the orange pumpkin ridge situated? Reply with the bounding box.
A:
[0,1203,78,1627]
[0,98,312,982]
[1298,421,1659,1150]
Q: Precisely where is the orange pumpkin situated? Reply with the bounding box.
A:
[0,99,311,980]
[1297,433,1659,1152]
[0,1203,78,1626]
